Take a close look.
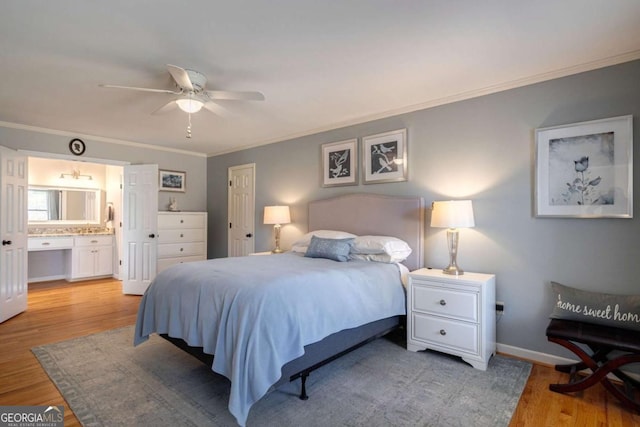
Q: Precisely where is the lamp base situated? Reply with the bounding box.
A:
[271,248,284,254]
[442,265,464,275]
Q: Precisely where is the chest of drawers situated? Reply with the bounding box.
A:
[407,268,496,370]
[157,212,207,273]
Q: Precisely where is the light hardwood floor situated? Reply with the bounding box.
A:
[0,278,638,426]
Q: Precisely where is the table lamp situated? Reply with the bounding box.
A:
[430,200,475,275]
[263,205,291,253]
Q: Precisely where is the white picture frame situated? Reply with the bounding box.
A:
[535,115,633,218]
[159,169,186,192]
[321,138,358,187]
[362,129,408,184]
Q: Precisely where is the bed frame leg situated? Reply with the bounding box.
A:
[299,372,309,400]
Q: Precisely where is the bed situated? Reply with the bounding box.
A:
[134,193,424,426]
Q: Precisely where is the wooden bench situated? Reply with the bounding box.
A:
[546,319,640,412]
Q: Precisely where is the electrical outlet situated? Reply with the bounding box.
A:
[496,301,505,313]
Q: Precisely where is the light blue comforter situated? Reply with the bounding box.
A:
[134,253,405,426]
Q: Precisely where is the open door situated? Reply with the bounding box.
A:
[0,145,28,323]
[122,164,158,295]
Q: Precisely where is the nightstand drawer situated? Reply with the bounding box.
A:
[412,284,478,322]
[412,312,479,354]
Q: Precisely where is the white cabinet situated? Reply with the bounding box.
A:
[157,212,207,273]
[68,235,114,281]
[28,236,74,251]
[407,268,496,371]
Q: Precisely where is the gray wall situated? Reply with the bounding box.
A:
[0,127,207,211]
[207,59,640,358]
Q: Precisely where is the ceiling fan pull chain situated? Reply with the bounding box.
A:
[186,111,192,139]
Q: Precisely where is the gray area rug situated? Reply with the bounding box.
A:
[33,326,531,426]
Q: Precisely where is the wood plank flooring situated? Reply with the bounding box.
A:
[0,278,638,426]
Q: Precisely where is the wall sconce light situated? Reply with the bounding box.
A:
[430,200,475,275]
[263,205,291,253]
[60,168,92,180]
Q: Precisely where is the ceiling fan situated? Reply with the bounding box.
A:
[100,64,265,137]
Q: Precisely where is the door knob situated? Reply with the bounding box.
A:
[148,234,156,238]
[1,240,11,246]
[246,233,253,238]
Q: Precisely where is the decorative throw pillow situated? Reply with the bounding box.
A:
[550,281,640,331]
[304,236,354,262]
[291,230,357,253]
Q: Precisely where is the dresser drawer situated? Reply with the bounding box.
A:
[157,256,205,273]
[158,213,205,229]
[412,284,478,322]
[28,237,74,251]
[158,242,205,258]
[158,229,204,244]
[74,235,113,247]
[411,312,479,354]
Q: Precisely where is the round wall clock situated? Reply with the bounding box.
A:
[69,138,86,156]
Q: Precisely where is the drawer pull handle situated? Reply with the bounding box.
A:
[439,299,446,306]
[180,234,184,238]
[2,240,12,246]
[180,220,184,223]
[42,242,51,246]
[439,329,447,336]
[180,248,184,251]
[91,240,98,243]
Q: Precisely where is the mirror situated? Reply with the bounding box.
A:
[28,186,102,224]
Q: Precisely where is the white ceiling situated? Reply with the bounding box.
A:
[1,1,639,157]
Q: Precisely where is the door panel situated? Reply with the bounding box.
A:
[0,145,28,323]
[228,164,255,257]
[122,164,158,295]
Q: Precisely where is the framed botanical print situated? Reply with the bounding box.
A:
[535,115,632,218]
[159,169,186,192]
[321,138,358,187]
[362,129,408,184]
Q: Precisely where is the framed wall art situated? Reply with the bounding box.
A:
[535,115,632,218]
[362,129,408,184]
[321,138,358,187]
[159,169,186,192]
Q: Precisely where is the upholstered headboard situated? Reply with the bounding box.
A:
[308,194,425,271]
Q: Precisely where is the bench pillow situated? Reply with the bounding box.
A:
[550,281,640,331]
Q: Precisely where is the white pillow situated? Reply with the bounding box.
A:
[291,230,357,253]
[351,235,412,262]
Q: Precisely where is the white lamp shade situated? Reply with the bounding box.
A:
[430,200,475,229]
[264,205,291,225]
[176,98,204,113]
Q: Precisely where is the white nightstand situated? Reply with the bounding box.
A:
[406,268,496,370]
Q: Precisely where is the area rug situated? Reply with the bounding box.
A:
[33,326,531,427]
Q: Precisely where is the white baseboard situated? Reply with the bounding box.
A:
[497,342,640,381]
[497,342,576,366]
[28,274,66,284]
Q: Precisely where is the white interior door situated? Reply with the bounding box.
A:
[228,163,255,256]
[122,164,158,295]
[0,145,28,323]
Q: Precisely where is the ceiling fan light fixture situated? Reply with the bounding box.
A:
[176,98,204,113]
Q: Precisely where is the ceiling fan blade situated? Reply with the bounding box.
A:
[167,64,193,91]
[99,84,180,94]
[205,90,265,101]
[151,100,178,115]
[203,101,231,118]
